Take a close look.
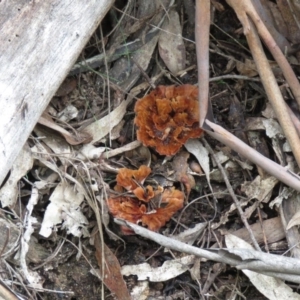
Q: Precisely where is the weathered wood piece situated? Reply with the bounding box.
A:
[0,0,114,186]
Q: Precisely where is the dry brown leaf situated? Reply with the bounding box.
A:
[287,209,300,230]
[236,59,258,77]
[226,216,285,245]
[225,234,300,300]
[241,175,278,203]
[172,150,195,195]
[84,98,130,144]
[0,143,33,208]
[252,0,291,52]
[236,58,279,77]
[55,78,77,97]
[158,10,186,73]
[38,114,92,145]
[121,255,195,282]
[277,0,300,43]
[94,233,131,300]
[184,139,210,182]
[57,105,78,123]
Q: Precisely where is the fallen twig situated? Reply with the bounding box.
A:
[244,18,300,168]
[195,0,210,127]
[114,218,300,283]
[203,138,261,251]
[226,0,300,107]
[226,0,300,167]
[205,120,300,192]
[195,0,300,188]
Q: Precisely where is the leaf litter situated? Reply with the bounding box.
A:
[3,0,300,299]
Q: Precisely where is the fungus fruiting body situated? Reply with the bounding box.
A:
[107,166,184,234]
[134,85,203,155]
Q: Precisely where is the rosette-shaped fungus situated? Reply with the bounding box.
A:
[134,85,203,155]
[116,165,154,201]
[141,187,184,231]
[107,166,184,234]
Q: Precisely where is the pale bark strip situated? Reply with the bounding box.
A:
[195,0,210,127]
[0,0,114,186]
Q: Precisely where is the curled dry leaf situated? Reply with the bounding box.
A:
[94,233,131,300]
[172,150,196,195]
[121,255,195,282]
[134,85,203,155]
[38,114,92,145]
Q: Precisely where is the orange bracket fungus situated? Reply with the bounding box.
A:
[107,166,184,234]
[134,85,203,155]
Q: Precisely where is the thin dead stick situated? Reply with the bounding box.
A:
[196,0,300,191]
[205,119,300,192]
[286,104,300,138]
[194,0,300,189]
[244,19,300,168]
[257,207,269,253]
[104,141,142,158]
[226,0,300,108]
[114,218,300,283]
[195,0,210,127]
[203,138,261,251]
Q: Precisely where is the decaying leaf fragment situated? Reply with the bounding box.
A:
[134,85,203,155]
[107,166,184,234]
[121,255,195,282]
[39,182,88,238]
[225,234,300,300]
[38,114,92,145]
[158,10,186,74]
[172,150,195,195]
[94,233,131,300]
[0,143,33,208]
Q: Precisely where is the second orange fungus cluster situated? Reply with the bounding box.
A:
[134,85,203,155]
[107,165,184,234]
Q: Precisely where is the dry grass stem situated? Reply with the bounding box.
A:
[203,138,261,251]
